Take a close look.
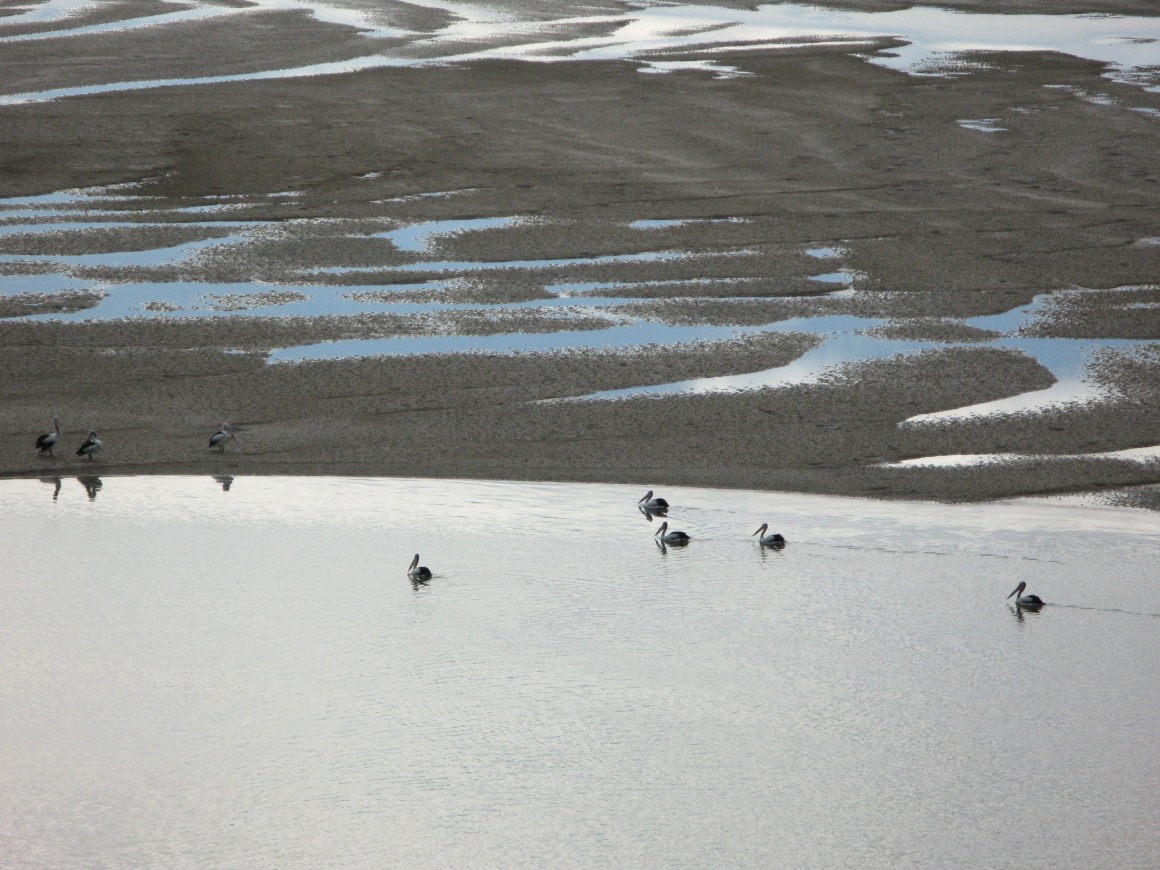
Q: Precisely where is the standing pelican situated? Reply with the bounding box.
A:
[408,554,432,580]
[655,521,690,544]
[752,523,786,548]
[209,422,236,452]
[36,416,62,456]
[1007,581,1044,608]
[638,490,670,511]
[76,430,103,461]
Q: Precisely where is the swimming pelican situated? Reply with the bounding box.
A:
[408,554,432,581]
[76,430,103,461]
[1007,581,1044,608]
[36,416,62,456]
[655,521,690,544]
[209,422,236,452]
[638,490,669,511]
[752,523,786,548]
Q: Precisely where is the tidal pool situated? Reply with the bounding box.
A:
[1,475,1157,868]
[2,183,1156,427]
[4,1,1160,102]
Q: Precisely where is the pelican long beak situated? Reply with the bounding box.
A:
[1007,583,1023,600]
[752,524,766,536]
[655,523,667,537]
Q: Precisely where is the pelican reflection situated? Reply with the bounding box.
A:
[638,503,667,521]
[77,476,102,500]
[1009,602,1042,622]
[40,476,62,501]
[213,474,234,492]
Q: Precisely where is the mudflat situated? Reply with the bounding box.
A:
[1,0,1158,505]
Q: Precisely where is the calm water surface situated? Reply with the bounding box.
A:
[1,476,1157,868]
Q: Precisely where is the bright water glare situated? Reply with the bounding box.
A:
[1,475,1158,868]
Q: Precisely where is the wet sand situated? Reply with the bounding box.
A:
[2,0,1159,503]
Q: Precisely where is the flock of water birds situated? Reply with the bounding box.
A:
[32,415,1046,608]
[405,489,788,586]
[34,415,235,461]
[408,489,1047,610]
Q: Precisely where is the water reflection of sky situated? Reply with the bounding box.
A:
[570,318,893,401]
[0,0,406,42]
[268,319,785,360]
[3,1,1159,105]
[880,444,1160,468]
[379,217,525,253]
[308,249,695,275]
[903,337,1133,424]
[4,473,1158,870]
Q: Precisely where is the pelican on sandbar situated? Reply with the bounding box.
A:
[408,554,432,581]
[209,422,236,452]
[638,490,669,511]
[752,523,786,548]
[76,430,103,461]
[36,415,62,456]
[655,521,690,544]
[1007,581,1044,608]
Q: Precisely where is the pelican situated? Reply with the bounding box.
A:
[36,416,62,456]
[655,521,690,544]
[752,522,786,548]
[209,422,236,452]
[76,430,103,461]
[638,490,669,511]
[407,554,432,581]
[1007,581,1044,608]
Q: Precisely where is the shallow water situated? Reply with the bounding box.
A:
[1,475,1158,868]
[2,182,1157,433]
[3,1,1159,101]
